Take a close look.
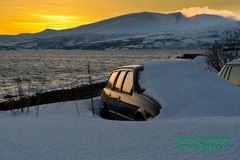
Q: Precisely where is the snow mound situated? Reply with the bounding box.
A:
[140,58,240,118]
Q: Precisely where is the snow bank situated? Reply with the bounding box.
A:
[0,97,240,160]
[140,57,240,118]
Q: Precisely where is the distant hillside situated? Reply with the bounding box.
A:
[0,12,239,50]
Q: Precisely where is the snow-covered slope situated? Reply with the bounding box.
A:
[0,12,238,50]
[140,57,240,118]
[59,12,234,35]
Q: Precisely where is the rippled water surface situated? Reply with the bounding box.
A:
[0,49,198,98]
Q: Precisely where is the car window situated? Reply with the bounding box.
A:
[228,66,240,86]
[224,66,232,79]
[122,71,133,94]
[219,65,227,77]
[107,71,118,88]
[114,71,127,91]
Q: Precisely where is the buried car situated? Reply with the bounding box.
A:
[219,60,240,86]
[101,65,161,121]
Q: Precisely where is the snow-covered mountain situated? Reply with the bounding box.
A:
[0,12,239,50]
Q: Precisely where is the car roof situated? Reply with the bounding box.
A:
[114,64,144,70]
[226,58,240,65]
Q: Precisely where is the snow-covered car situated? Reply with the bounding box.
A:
[101,65,161,121]
[219,60,240,86]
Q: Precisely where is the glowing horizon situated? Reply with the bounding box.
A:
[1,0,240,35]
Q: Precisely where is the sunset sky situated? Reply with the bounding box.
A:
[0,0,240,35]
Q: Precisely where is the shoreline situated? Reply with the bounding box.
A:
[0,81,106,111]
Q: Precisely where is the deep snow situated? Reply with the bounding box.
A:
[0,57,240,160]
[0,99,240,160]
[140,57,240,118]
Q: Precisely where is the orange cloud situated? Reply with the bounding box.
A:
[180,6,238,19]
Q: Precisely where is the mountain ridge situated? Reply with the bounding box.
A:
[0,12,238,50]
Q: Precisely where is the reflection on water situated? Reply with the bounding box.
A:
[0,49,199,98]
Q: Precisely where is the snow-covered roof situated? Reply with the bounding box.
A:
[115,64,143,70]
[227,58,240,65]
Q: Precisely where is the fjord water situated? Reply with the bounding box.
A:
[0,50,197,98]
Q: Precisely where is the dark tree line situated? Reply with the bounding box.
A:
[206,28,240,72]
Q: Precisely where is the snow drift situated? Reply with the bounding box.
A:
[140,57,240,118]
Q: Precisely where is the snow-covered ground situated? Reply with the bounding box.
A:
[0,57,240,160]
